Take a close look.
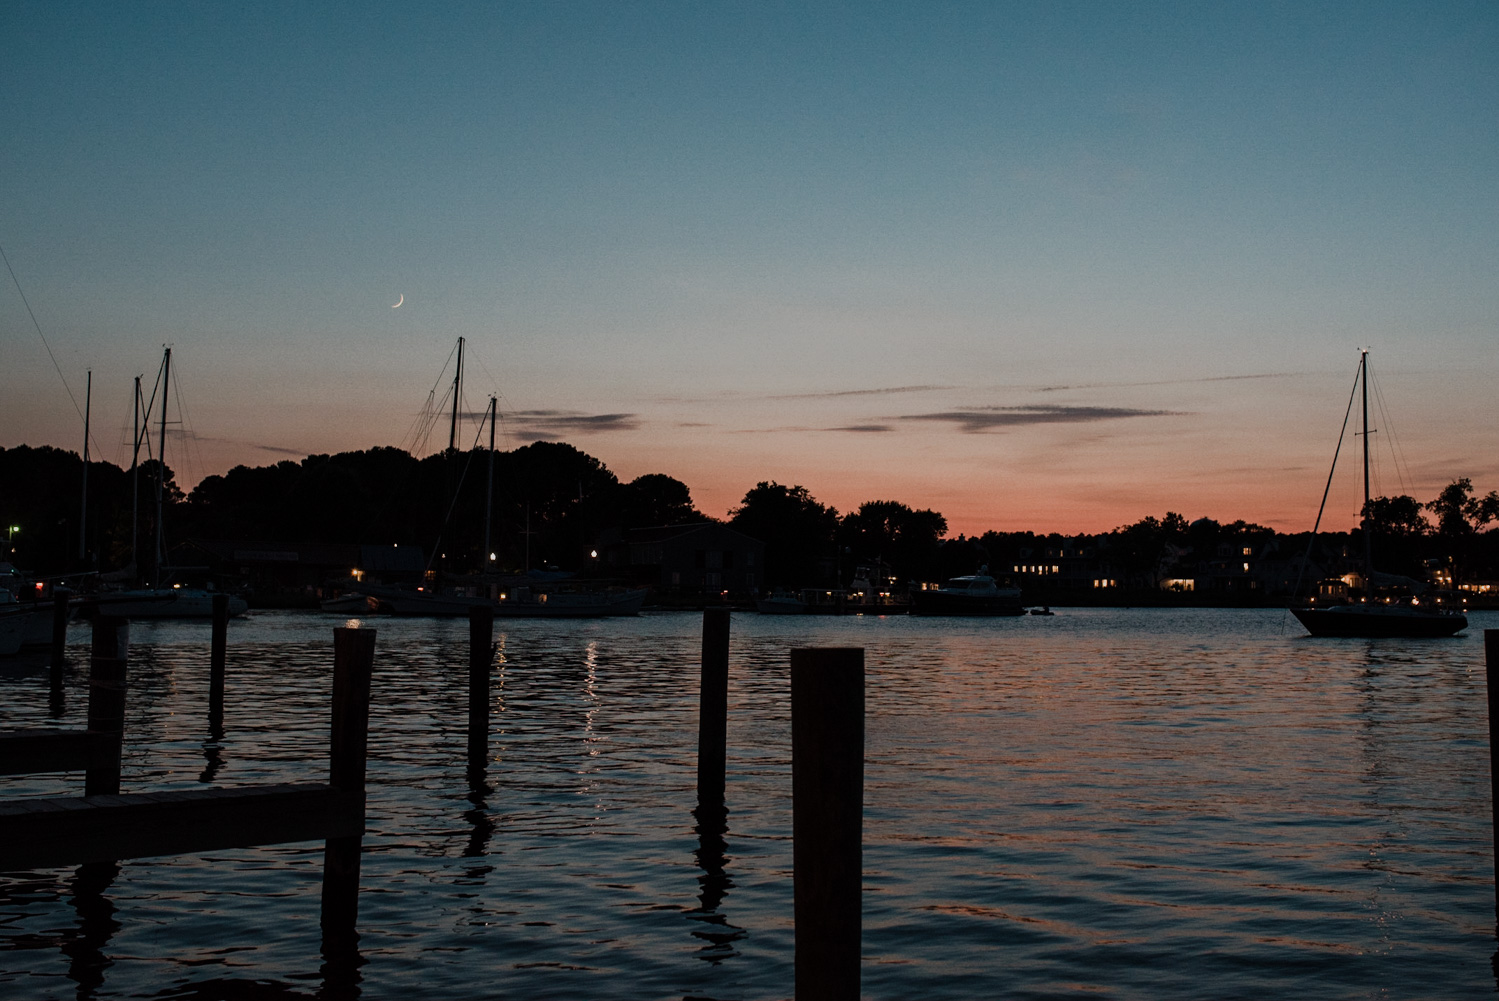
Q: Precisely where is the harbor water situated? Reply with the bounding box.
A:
[1,607,1496,999]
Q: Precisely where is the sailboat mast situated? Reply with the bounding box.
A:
[1360,349,1373,588]
[449,336,465,452]
[79,369,91,563]
[131,375,141,573]
[156,347,172,581]
[484,395,495,565]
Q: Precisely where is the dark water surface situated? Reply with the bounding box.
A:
[1,608,1496,999]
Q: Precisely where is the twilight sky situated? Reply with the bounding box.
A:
[3,2,1496,537]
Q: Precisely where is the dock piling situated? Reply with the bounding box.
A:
[50,587,71,671]
[1486,629,1498,935]
[791,646,864,1001]
[467,605,495,768]
[209,593,228,729]
[84,616,128,797]
[697,609,730,805]
[321,627,376,952]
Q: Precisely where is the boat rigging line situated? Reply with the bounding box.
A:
[1288,354,1364,605]
[422,394,500,578]
[1,239,103,457]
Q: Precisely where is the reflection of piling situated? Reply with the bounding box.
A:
[468,605,495,768]
[1486,629,1499,933]
[791,646,864,1001]
[697,609,730,804]
[321,628,376,953]
[50,588,71,671]
[85,616,128,797]
[209,593,228,729]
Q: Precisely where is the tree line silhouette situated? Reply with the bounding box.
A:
[1,443,1494,594]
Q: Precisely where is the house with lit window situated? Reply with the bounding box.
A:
[1010,538,1117,591]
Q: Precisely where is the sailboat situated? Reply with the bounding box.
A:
[357,341,648,618]
[1289,350,1466,638]
[90,348,249,620]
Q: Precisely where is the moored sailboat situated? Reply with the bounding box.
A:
[85,348,248,619]
[1289,350,1466,638]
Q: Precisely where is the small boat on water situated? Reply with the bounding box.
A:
[0,605,30,656]
[88,586,249,619]
[0,564,69,650]
[909,567,1025,617]
[756,591,809,614]
[1289,350,1466,639]
[320,592,374,614]
[359,578,648,618]
[495,584,648,618]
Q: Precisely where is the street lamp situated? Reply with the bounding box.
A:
[6,525,17,556]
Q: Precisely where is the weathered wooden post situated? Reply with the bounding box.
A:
[321,627,376,954]
[468,605,495,768]
[791,646,864,1001]
[209,593,229,729]
[85,616,129,797]
[697,609,730,805]
[1486,629,1499,934]
[49,587,71,670]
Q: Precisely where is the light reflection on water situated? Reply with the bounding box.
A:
[0,608,1496,999]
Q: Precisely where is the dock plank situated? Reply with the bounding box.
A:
[0,783,364,870]
[0,730,114,777]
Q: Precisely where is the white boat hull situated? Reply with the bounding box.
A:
[91,589,249,619]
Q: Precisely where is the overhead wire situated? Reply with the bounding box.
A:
[1,239,104,457]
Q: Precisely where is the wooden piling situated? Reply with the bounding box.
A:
[84,616,128,797]
[467,605,495,767]
[321,627,376,952]
[697,609,730,804]
[791,646,864,1001]
[50,588,71,670]
[209,593,228,728]
[1486,629,1499,933]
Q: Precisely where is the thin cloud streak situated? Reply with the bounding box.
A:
[767,384,954,401]
[902,404,1181,433]
[503,410,641,436]
[1035,373,1291,392]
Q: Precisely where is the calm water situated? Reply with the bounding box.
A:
[1,608,1497,1000]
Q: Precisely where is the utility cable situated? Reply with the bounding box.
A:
[1,240,103,457]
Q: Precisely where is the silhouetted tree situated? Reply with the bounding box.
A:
[1101,513,1187,589]
[617,473,702,528]
[838,500,947,583]
[728,482,838,588]
[1424,479,1499,588]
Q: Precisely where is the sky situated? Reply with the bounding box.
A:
[3,1,1496,538]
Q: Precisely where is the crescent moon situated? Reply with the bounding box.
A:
[392,294,404,308]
